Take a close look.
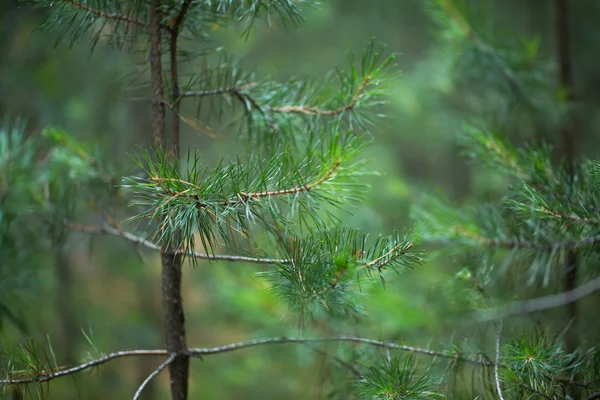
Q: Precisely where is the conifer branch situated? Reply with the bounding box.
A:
[0,349,167,385]
[363,242,412,271]
[133,353,175,400]
[179,83,257,99]
[266,75,372,116]
[67,223,289,264]
[485,235,600,250]
[153,159,342,209]
[497,274,600,318]
[180,73,372,116]
[63,0,148,28]
[0,336,492,386]
[440,0,532,108]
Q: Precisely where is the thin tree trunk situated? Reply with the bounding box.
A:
[555,1,579,398]
[149,2,189,399]
[54,245,77,365]
[160,252,188,399]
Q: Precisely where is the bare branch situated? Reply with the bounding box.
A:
[465,234,600,251]
[179,83,257,99]
[0,336,492,386]
[0,349,166,385]
[67,223,290,264]
[494,322,505,400]
[133,353,175,400]
[64,0,148,28]
[187,336,493,367]
[497,275,600,318]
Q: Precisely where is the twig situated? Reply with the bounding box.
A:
[155,160,342,209]
[187,336,493,367]
[64,0,148,28]
[0,336,492,386]
[495,274,600,318]
[179,83,257,99]
[133,353,176,400]
[180,73,372,117]
[0,349,167,385]
[67,223,290,265]
[482,235,600,251]
[363,242,412,270]
[303,344,362,378]
[519,383,553,399]
[494,321,505,400]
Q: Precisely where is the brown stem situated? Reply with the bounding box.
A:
[64,0,148,27]
[54,246,77,366]
[556,2,579,397]
[150,0,165,150]
[169,31,180,158]
[161,252,188,400]
[149,1,189,399]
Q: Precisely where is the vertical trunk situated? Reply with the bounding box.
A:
[169,28,181,158]
[555,1,579,398]
[149,2,189,399]
[161,252,188,399]
[54,246,77,365]
[150,0,166,151]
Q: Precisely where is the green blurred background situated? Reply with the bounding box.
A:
[2,0,600,398]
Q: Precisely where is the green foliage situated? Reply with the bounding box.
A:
[125,129,369,260]
[354,354,441,399]
[179,40,398,143]
[263,227,422,321]
[413,125,600,285]
[502,332,573,399]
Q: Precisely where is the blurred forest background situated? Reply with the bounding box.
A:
[2,0,600,398]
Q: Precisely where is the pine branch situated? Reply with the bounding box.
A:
[0,336,492,386]
[363,242,412,271]
[496,274,600,318]
[438,0,533,108]
[181,73,372,117]
[67,223,289,264]
[152,159,341,209]
[63,0,148,28]
[133,353,175,400]
[485,235,600,251]
[0,349,167,385]
[265,74,372,116]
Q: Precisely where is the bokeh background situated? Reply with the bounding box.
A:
[2,0,600,398]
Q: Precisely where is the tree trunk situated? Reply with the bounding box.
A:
[54,245,77,365]
[555,1,579,398]
[149,1,189,398]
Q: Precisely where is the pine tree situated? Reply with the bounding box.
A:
[3,1,600,399]
[407,1,600,399]
[0,1,424,399]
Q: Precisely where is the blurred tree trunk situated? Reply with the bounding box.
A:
[555,1,580,398]
[54,245,77,365]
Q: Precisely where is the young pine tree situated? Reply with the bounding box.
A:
[0,1,425,399]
